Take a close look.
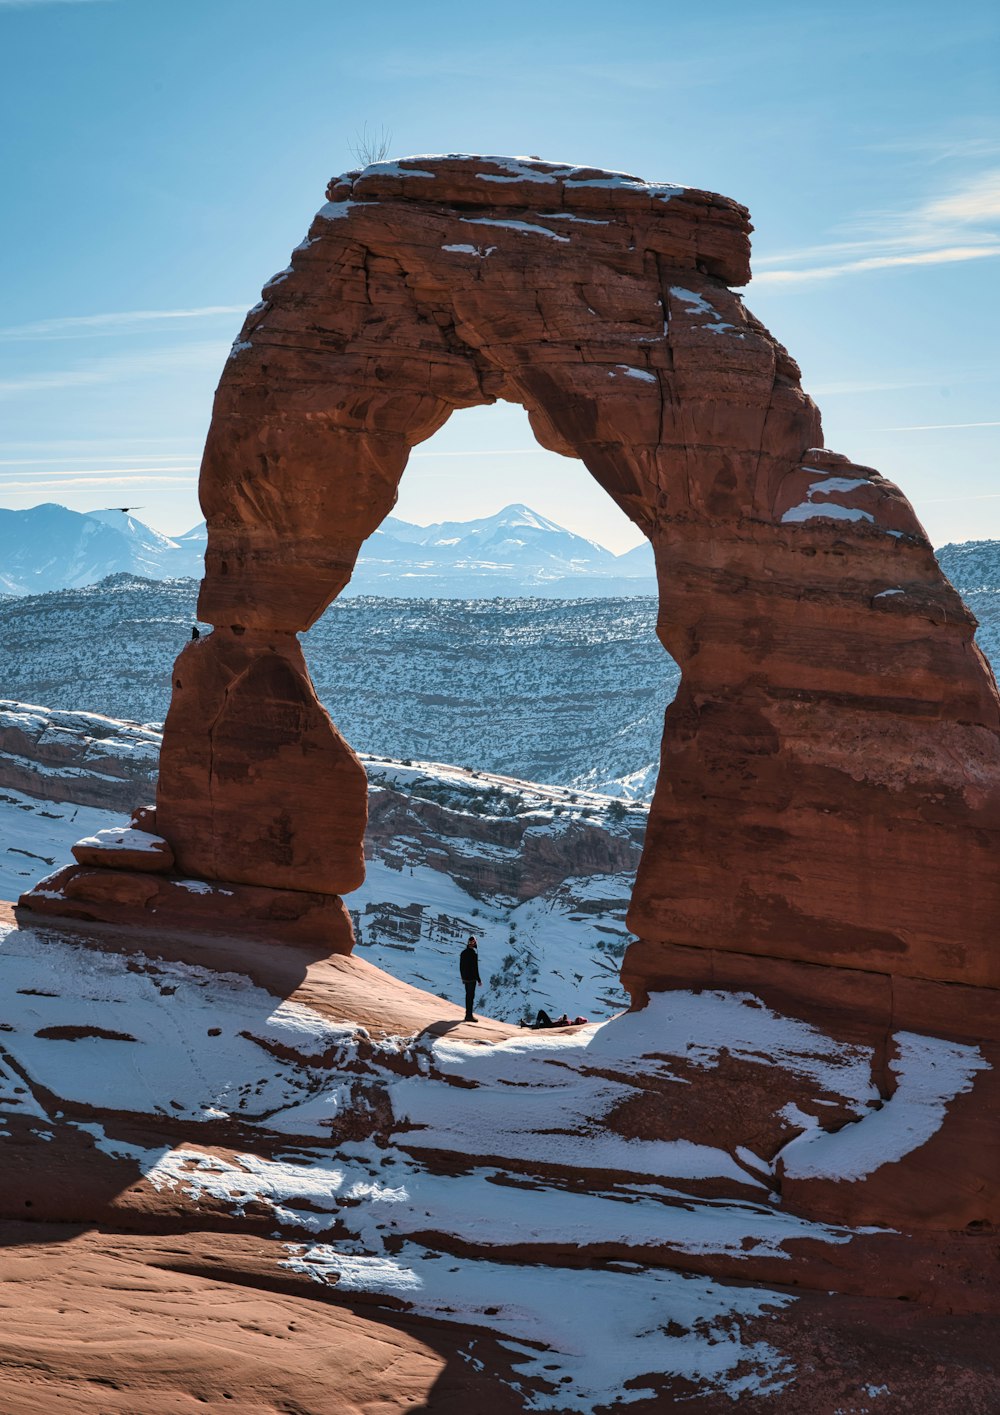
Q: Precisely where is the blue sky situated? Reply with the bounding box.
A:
[0,0,997,551]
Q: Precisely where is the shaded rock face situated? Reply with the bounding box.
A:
[141,153,1000,993]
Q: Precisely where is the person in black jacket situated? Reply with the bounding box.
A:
[459,936,481,1022]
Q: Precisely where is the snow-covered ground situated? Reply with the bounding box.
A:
[0,788,124,902]
[0,914,981,1410]
[0,948,986,1409]
[0,743,643,1019]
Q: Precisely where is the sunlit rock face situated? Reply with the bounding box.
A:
[126,153,997,991]
[4,142,1000,1404]
[17,153,1000,1150]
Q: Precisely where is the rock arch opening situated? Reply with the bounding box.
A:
[22,155,1000,1002]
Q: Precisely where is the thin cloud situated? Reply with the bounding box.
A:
[751,167,1000,287]
[0,0,111,7]
[0,340,230,397]
[0,306,247,342]
[0,455,199,466]
[754,243,1000,286]
[0,475,194,491]
[0,436,195,451]
[871,421,1000,432]
[0,472,199,483]
[920,171,1000,226]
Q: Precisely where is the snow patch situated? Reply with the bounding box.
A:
[360,161,435,180]
[281,1242,795,1409]
[72,826,167,854]
[669,286,738,335]
[441,243,495,257]
[460,218,569,243]
[610,365,658,384]
[779,1031,989,1182]
[782,502,875,525]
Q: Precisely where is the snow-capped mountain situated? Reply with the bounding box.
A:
[0,504,206,595]
[353,503,655,596]
[0,501,655,598]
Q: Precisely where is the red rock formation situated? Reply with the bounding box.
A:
[0,701,160,812]
[17,161,1000,1236]
[125,154,995,990]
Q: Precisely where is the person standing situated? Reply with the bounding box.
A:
[459,936,481,1022]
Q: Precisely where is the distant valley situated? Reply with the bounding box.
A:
[0,581,673,798]
[0,538,997,802]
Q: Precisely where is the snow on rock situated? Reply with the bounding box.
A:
[70,824,173,873]
[782,502,875,525]
[72,826,166,854]
[281,1242,796,1409]
[441,243,490,255]
[460,217,570,243]
[389,991,881,1182]
[354,161,435,180]
[0,924,362,1131]
[669,285,738,334]
[780,473,876,525]
[611,364,658,382]
[1,906,988,1409]
[778,1031,990,1182]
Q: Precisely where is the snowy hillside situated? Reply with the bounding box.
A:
[0,581,673,798]
[2,541,997,804]
[937,540,1000,671]
[0,703,644,1020]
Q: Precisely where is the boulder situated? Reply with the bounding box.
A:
[72,826,174,873]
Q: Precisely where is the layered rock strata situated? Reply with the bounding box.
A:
[0,701,159,812]
[112,153,998,987]
[16,155,1000,1233]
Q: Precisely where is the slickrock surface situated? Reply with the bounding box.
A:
[53,151,990,992]
[0,905,997,1412]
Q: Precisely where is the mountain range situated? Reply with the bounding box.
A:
[0,504,207,595]
[360,504,655,595]
[0,501,655,598]
[4,501,992,603]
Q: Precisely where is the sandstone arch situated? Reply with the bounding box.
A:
[38,156,1000,996]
